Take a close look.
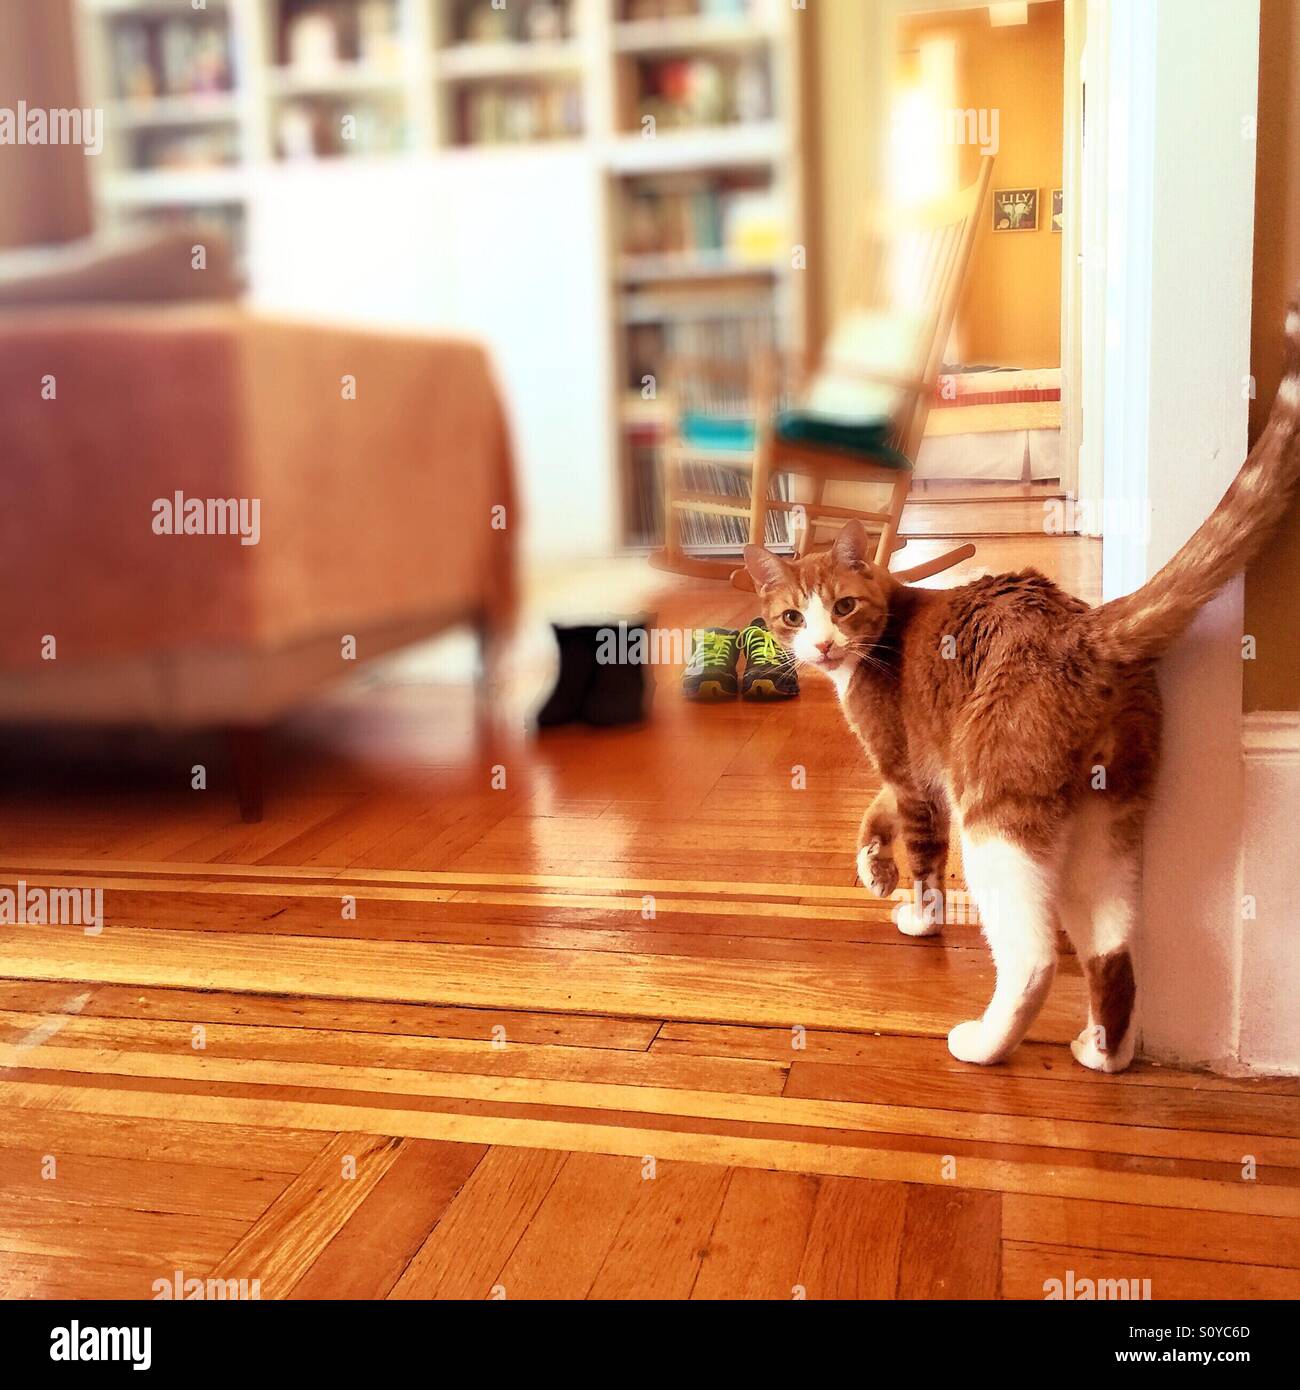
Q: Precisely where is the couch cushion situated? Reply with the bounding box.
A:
[0,226,241,308]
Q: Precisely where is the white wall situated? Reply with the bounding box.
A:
[246,149,615,561]
[1096,0,1264,1068]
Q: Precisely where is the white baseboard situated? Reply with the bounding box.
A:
[1238,711,1300,1075]
[1243,709,1300,758]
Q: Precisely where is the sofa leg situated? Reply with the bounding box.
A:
[227,726,265,823]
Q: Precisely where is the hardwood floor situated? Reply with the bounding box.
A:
[1,538,1295,1300]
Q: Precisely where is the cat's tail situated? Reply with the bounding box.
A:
[1087,293,1300,665]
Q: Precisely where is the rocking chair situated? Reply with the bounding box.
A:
[649,156,994,588]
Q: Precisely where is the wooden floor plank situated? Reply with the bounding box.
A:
[207,1133,403,1298]
[0,1011,789,1097]
[691,1168,820,1300]
[8,1040,1294,1171]
[493,1152,647,1300]
[785,1058,1300,1140]
[0,1106,327,1171]
[1003,1194,1300,1269]
[0,1147,289,1222]
[0,1197,247,1272]
[586,1160,732,1300]
[659,1021,1300,1094]
[289,1139,487,1299]
[0,981,660,1051]
[896,1187,1002,1299]
[0,923,1084,1040]
[6,1078,1295,1217]
[795,1177,908,1299]
[389,1146,567,1299]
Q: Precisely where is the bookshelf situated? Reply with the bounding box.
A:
[76,0,804,553]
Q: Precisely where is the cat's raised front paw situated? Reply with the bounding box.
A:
[856,846,899,898]
[947,1019,1008,1065]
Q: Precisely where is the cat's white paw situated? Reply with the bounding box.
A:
[1070,1026,1135,1074]
[947,1019,1006,1065]
[857,846,899,898]
[893,896,942,937]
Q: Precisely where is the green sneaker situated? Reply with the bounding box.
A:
[682,627,740,701]
[739,617,799,700]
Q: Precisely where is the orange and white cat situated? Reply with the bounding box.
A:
[745,299,1300,1073]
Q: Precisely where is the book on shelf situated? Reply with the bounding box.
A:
[623,313,791,550]
[630,52,771,132]
[455,82,582,145]
[620,1,759,23]
[109,11,233,103]
[452,0,574,45]
[132,125,240,172]
[276,0,402,72]
[620,176,781,265]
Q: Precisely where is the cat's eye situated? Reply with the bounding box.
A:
[833,598,858,617]
[782,609,804,627]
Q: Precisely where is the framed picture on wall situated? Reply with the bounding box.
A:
[992,187,1039,231]
[1051,188,1064,232]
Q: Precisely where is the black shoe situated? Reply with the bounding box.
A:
[739,617,799,700]
[537,624,600,728]
[582,620,652,727]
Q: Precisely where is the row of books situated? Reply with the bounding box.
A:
[131,126,241,173]
[624,311,776,396]
[624,446,790,549]
[622,311,790,550]
[276,0,402,70]
[621,178,781,261]
[452,0,574,45]
[632,55,771,132]
[110,15,233,101]
[276,98,407,160]
[621,0,759,20]
[453,83,583,146]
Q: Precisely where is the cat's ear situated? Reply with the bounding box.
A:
[743,544,791,591]
[831,519,871,568]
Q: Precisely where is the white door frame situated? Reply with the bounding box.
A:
[1087,0,1260,1066]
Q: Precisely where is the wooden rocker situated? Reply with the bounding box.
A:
[649,156,994,591]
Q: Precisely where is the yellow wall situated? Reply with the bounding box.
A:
[1244,0,1300,712]
[899,2,1064,367]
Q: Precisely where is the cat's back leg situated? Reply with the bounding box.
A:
[947,810,1067,1065]
[1058,799,1141,1073]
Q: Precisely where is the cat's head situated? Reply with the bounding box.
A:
[743,520,894,675]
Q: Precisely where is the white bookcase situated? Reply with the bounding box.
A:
[76,0,805,555]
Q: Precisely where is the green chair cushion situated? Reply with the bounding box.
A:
[679,409,911,470]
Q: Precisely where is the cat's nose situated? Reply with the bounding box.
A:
[816,639,835,657]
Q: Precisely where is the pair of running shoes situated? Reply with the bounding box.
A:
[681,618,799,701]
